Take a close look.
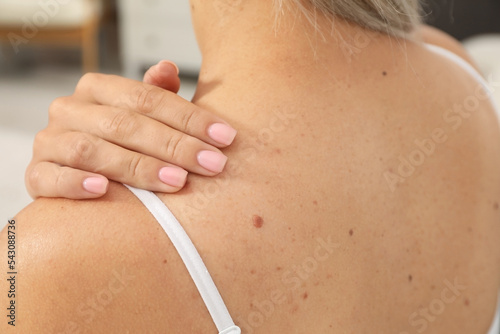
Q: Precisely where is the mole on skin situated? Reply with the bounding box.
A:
[253,215,264,228]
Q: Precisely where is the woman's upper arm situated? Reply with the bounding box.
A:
[0,184,215,333]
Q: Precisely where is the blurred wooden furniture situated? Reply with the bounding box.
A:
[0,0,103,73]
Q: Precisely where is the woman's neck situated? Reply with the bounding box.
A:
[190,1,391,105]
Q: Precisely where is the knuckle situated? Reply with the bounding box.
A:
[48,96,71,121]
[75,73,93,92]
[177,105,198,132]
[76,72,101,92]
[164,133,184,161]
[67,134,95,167]
[101,111,137,140]
[54,167,71,195]
[33,129,49,152]
[134,84,161,115]
[126,154,146,179]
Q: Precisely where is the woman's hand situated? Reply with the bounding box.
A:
[25,61,237,199]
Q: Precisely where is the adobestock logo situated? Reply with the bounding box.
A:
[385,75,500,192]
[399,277,467,334]
[237,236,340,333]
[55,268,136,334]
[8,0,73,53]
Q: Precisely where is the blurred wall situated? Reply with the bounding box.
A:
[426,0,500,40]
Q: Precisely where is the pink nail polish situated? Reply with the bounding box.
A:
[83,177,108,194]
[159,167,188,187]
[208,123,237,146]
[197,150,228,173]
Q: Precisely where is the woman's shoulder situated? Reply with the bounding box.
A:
[0,183,219,333]
[417,25,480,71]
[418,36,500,168]
[398,34,500,160]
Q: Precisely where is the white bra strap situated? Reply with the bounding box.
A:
[125,185,241,334]
[424,43,500,114]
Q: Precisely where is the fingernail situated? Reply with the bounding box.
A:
[158,60,179,75]
[208,123,238,146]
[159,167,188,187]
[197,150,228,173]
[83,177,108,194]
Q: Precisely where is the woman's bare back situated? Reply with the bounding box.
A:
[2,30,500,334]
[156,36,500,333]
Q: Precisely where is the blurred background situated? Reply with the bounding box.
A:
[0,0,500,227]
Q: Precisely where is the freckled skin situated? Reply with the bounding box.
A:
[4,20,500,334]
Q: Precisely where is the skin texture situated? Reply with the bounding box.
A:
[2,1,500,333]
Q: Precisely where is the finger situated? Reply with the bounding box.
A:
[74,73,237,148]
[49,101,228,176]
[143,61,181,93]
[34,131,194,192]
[26,161,109,199]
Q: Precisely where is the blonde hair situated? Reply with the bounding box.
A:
[276,0,422,37]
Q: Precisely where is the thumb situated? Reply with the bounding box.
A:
[143,60,181,93]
